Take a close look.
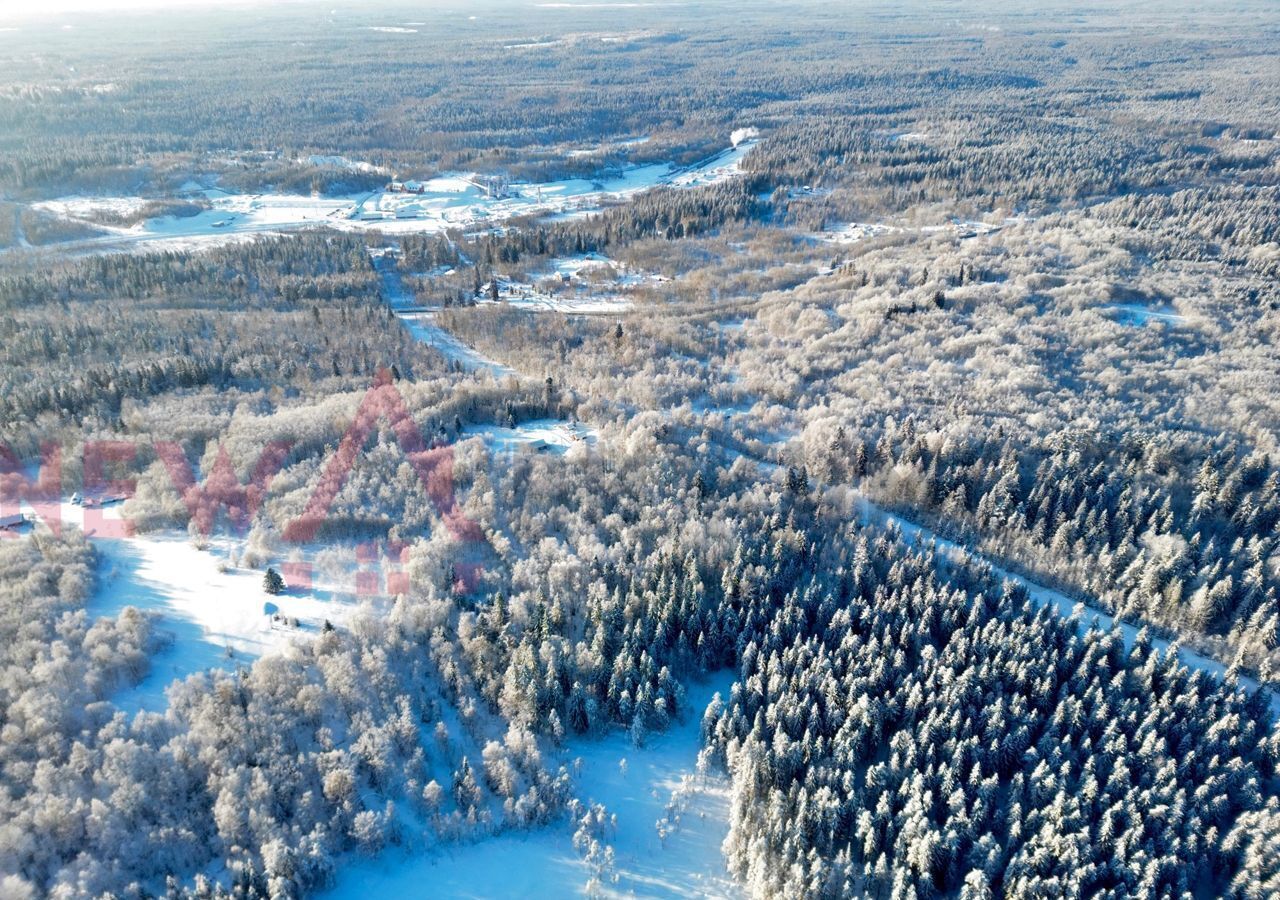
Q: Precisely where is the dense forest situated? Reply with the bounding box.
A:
[1,0,1278,897]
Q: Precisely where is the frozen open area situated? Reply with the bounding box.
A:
[9,500,372,714]
[463,419,599,455]
[1109,302,1187,326]
[821,221,902,244]
[86,531,369,714]
[322,674,739,899]
[483,283,634,314]
[21,138,758,256]
[469,253,663,314]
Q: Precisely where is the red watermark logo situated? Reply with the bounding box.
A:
[0,370,485,595]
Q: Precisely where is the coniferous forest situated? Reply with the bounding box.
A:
[0,1,1278,897]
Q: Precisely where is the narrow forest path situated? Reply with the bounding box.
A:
[372,247,517,378]
[373,241,1277,722]
[705,428,1279,722]
[13,205,30,249]
[853,493,1280,721]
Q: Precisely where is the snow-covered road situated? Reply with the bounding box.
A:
[850,494,1279,720]
[373,249,517,377]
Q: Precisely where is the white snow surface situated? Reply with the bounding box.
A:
[1109,303,1187,326]
[822,222,901,244]
[472,253,661,314]
[304,154,392,175]
[667,140,757,188]
[321,673,740,899]
[89,532,366,714]
[397,311,518,375]
[820,216,1016,246]
[31,501,367,713]
[567,135,651,157]
[463,419,598,455]
[485,284,633,314]
[25,137,759,255]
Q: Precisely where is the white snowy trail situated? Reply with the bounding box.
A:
[12,205,31,249]
[372,249,516,378]
[398,311,516,377]
[851,494,1279,721]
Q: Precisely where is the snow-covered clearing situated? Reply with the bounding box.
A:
[919,218,1009,238]
[472,253,663,314]
[567,135,651,157]
[667,140,757,189]
[27,501,365,713]
[545,251,615,277]
[484,283,633,314]
[321,673,740,899]
[463,419,598,455]
[33,196,155,221]
[88,531,368,714]
[303,154,392,175]
[1109,303,1187,326]
[24,137,759,255]
[504,38,564,50]
[820,215,1017,246]
[822,222,901,244]
[852,496,1279,720]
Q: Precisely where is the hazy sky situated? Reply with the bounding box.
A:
[0,0,280,20]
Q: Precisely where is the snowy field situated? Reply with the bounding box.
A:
[322,674,740,899]
[821,215,1017,246]
[462,419,598,455]
[484,283,633,315]
[821,222,902,244]
[88,532,368,713]
[472,252,670,314]
[1109,303,1187,326]
[568,135,651,158]
[303,154,392,175]
[23,501,367,713]
[24,138,758,256]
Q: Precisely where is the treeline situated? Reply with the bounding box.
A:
[3,359,1278,897]
[704,519,1278,898]
[0,233,442,453]
[816,409,1280,681]
[1095,184,1280,277]
[748,114,1174,214]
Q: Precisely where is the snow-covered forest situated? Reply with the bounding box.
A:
[1,0,1278,897]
